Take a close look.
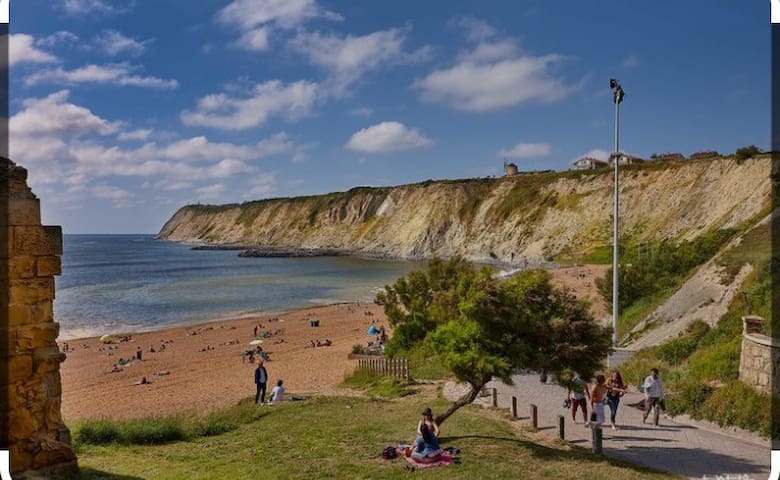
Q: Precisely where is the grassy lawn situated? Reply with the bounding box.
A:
[75,394,676,480]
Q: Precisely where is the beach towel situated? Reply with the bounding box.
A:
[404,451,453,469]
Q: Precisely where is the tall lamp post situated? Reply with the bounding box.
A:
[609,78,625,348]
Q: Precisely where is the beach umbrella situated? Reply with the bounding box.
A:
[367,325,378,335]
[100,334,113,342]
[249,339,263,346]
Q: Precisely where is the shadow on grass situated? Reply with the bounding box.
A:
[76,467,146,479]
[439,434,667,475]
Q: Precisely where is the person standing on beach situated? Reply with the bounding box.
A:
[136,346,142,361]
[642,368,665,426]
[254,360,268,404]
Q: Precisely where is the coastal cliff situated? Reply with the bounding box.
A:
[158,157,770,263]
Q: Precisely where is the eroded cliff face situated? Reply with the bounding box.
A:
[158,157,770,263]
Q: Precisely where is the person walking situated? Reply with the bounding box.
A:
[567,373,589,424]
[606,370,627,430]
[254,360,268,404]
[642,368,665,426]
[589,375,608,428]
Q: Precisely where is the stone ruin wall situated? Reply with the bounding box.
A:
[2,159,77,477]
[738,315,780,398]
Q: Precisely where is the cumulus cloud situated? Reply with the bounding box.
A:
[92,184,133,207]
[24,63,179,89]
[196,183,227,200]
[414,18,579,112]
[346,121,432,153]
[95,30,150,56]
[498,142,551,159]
[117,128,152,141]
[10,90,119,137]
[181,80,318,130]
[246,173,277,197]
[217,0,341,51]
[10,34,58,66]
[37,31,80,47]
[290,28,428,93]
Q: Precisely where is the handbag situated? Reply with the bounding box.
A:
[563,399,571,409]
[659,398,666,411]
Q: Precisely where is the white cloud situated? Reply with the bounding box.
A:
[498,142,551,159]
[96,30,150,56]
[196,183,227,199]
[92,184,133,207]
[346,121,432,153]
[181,80,318,130]
[414,19,578,112]
[117,128,152,141]
[246,173,277,198]
[37,31,80,47]
[290,28,426,93]
[10,90,119,137]
[575,148,610,161]
[449,16,498,42]
[350,107,374,117]
[62,0,127,15]
[622,54,639,68]
[218,0,341,51]
[24,63,179,89]
[10,34,58,66]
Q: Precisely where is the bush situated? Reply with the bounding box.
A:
[122,417,187,445]
[75,420,122,446]
[701,381,775,437]
[655,321,710,364]
[665,381,713,417]
[351,344,367,355]
[687,337,741,383]
[734,145,761,160]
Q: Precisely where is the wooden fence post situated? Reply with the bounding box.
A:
[512,396,517,419]
[492,388,498,408]
[591,427,603,455]
[530,404,538,430]
[558,415,565,440]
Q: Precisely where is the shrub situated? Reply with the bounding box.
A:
[75,420,122,446]
[351,344,367,355]
[734,145,761,160]
[701,381,775,437]
[655,321,710,364]
[665,381,713,417]
[122,417,187,445]
[191,419,235,437]
[687,337,741,383]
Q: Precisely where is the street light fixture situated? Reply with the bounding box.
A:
[609,78,625,348]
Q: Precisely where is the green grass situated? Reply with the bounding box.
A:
[73,400,262,447]
[76,395,676,480]
[341,369,413,398]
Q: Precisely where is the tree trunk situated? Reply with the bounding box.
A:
[435,382,485,426]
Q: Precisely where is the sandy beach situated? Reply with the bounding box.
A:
[59,265,608,422]
[60,302,387,421]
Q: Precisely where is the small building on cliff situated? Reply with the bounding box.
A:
[572,157,608,170]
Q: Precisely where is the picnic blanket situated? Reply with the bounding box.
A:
[404,451,453,469]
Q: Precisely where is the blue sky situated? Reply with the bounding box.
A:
[8,1,771,234]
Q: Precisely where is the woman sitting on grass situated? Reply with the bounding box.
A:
[412,408,441,461]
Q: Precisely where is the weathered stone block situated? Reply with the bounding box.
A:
[9,404,39,440]
[14,226,62,256]
[9,304,33,327]
[9,354,33,382]
[10,278,54,305]
[0,198,42,226]
[36,256,61,277]
[14,323,60,351]
[10,443,33,474]
[31,440,77,470]
[10,255,35,278]
[30,301,53,325]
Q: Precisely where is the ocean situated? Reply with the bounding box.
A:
[55,235,422,340]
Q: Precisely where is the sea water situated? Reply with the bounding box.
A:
[55,235,421,339]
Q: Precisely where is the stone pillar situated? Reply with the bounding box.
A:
[1,159,77,477]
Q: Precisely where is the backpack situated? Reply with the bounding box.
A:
[382,446,397,460]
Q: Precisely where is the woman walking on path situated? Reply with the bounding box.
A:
[606,370,627,430]
[567,373,589,424]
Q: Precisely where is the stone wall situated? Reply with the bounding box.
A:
[1,159,77,477]
[738,315,780,397]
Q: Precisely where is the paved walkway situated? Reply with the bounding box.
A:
[457,374,770,479]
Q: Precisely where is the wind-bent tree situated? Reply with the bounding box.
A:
[376,257,612,425]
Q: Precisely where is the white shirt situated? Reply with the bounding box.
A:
[270,385,284,403]
[643,375,664,398]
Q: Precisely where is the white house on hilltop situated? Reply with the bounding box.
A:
[572,157,608,170]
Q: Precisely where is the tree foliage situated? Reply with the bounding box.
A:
[734,145,761,160]
[376,257,612,424]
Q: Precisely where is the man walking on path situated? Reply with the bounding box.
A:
[254,360,268,404]
[642,368,664,426]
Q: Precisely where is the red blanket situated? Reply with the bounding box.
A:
[404,451,453,469]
